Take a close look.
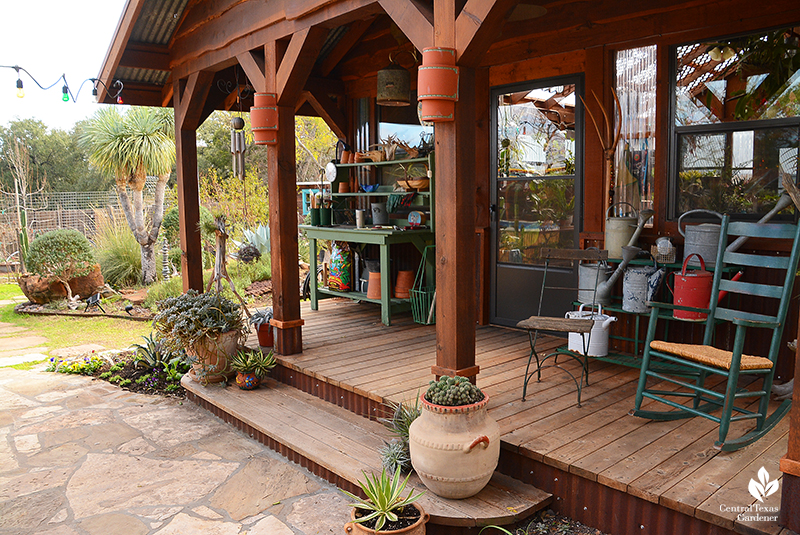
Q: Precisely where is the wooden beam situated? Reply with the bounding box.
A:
[302,87,347,139]
[276,26,329,106]
[173,71,214,293]
[455,0,516,67]
[119,42,171,71]
[236,51,267,93]
[318,18,374,77]
[377,0,434,52]
[96,0,147,102]
[266,41,304,355]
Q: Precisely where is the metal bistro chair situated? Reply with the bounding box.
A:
[631,215,800,451]
[516,248,608,406]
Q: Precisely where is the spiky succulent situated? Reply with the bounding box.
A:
[379,439,412,475]
[424,375,484,406]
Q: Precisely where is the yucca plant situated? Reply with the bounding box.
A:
[342,468,425,532]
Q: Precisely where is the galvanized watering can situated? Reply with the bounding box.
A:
[605,202,638,259]
[622,257,665,313]
[678,209,723,267]
[566,304,617,357]
[578,260,610,305]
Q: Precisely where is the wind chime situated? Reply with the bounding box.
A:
[231,115,247,222]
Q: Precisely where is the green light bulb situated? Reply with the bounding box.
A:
[62,86,69,102]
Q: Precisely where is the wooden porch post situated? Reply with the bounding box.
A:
[173,72,213,292]
[430,0,479,382]
[779,341,800,529]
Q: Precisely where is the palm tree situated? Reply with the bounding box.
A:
[79,107,175,285]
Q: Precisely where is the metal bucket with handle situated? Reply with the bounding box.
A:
[670,253,713,321]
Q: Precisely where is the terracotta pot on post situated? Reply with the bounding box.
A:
[344,503,429,535]
[187,330,240,383]
[251,93,278,145]
[417,47,459,123]
[256,322,274,347]
[408,394,500,499]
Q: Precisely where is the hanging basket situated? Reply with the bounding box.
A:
[410,245,436,325]
[251,92,278,145]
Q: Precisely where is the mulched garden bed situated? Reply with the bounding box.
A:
[47,350,187,398]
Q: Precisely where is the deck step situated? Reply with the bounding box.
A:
[182,376,551,528]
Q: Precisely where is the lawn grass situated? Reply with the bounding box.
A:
[0,302,153,353]
[0,283,24,301]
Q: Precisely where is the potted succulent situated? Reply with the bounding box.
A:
[249,308,274,347]
[153,289,246,384]
[342,467,428,534]
[228,349,277,390]
[408,376,500,499]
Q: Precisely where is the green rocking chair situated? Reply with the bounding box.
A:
[631,215,798,451]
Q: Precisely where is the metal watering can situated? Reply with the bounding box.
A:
[622,256,666,313]
[605,202,638,259]
[668,253,712,321]
[678,209,723,267]
[566,304,617,357]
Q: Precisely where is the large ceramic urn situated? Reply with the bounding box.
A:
[187,330,240,383]
[408,394,500,499]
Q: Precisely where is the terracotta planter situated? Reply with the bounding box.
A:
[417,47,459,123]
[187,330,240,383]
[408,394,500,499]
[344,503,429,535]
[394,270,414,299]
[251,92,278,145]
[256,322,274,347]
[235,371,260,390]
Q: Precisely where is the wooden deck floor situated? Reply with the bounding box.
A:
[247,299,790,535]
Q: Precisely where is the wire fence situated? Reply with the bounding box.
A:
[0,188,160,268]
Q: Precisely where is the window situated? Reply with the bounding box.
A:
[672,26,800,217]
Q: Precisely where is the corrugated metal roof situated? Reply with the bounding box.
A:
[116,66,170,86]
[130,0,188,45]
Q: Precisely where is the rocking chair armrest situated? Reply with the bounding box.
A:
[732,317,779,329]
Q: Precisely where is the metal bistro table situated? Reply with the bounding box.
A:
[300,225,434,326]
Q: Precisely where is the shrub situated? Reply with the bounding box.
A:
[26,229,95,298]
[161,205,215,246]
[94,212,142,287]
[143,277,184,308]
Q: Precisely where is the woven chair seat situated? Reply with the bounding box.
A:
[649,341,773,371]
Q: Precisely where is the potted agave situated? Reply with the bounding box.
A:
[408,376,500,499]
[342,467,428,534]
[228,349,277,390]
[249,308,274,347]
[153,290,246,384]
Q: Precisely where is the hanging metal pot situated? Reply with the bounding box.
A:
[678,209,723,267]
[605,202,638,259]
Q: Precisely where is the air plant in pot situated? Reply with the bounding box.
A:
[378,397,420,475]
[249,307,274,347]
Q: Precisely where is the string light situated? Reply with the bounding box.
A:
[1,64,124,104]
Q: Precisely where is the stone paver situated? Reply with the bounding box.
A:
[0,366,348,535]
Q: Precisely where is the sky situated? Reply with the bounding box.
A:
[0,0,128,132]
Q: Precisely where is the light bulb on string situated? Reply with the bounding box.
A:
[116,94,123,104]
[91,86,98,103]
[16,77,24,98]
[62,85,70,102]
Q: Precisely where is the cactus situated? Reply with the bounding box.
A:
[424,375,484,406]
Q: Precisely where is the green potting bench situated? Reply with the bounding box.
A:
[300,225,434,326]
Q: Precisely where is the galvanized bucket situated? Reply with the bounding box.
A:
[623,258,665,313]
[605,202,638,259]
[578,261,610,305]
[678,209,723,267]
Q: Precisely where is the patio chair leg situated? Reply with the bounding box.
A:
[693,370,707,410]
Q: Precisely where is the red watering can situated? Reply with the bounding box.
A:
[671,253,713,321]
